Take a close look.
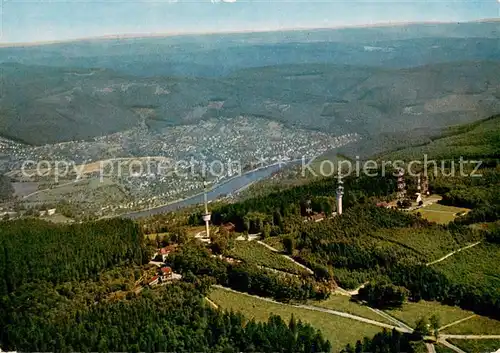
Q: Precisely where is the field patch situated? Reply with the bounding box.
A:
[310,295,395,325]
[413,203,471,224]
[441,315,500,335]
[385,301,474,328]
[209,288,384,350]
[227,241,309,275]
[448,339,500,353]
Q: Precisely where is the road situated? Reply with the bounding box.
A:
[438,315,476,332]
[440,335,500,340]
[213,285,412,333]
[367,306,414,332]
[426,342,437,353]
[438,339,467,353]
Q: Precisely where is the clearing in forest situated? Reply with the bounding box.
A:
[385,300,475,328]
[209,288,384,349]
[413,203,471,224]
[227,240,309,275]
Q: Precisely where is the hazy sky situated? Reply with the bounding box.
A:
[0,0,498,43]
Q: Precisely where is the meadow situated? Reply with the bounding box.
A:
[441,315,500,335]
[310,295,395,325]
[385,300,475,328]
[209,287,384,350]
[413,203,471,224]
[448,339,500,353]
[227,240,309,275]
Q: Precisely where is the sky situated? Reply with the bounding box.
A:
[0,0,498,43]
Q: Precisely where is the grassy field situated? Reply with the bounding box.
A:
[441,315,500,335]
[433,243,500,296]
[209,288,384,350]
[23,177,129,209]
[227,240,308,275]
[40,214,75,224]
[448,339,500,353]
[435,344,459,353]
[310,295,395,325]
[262,235,285,252]
[413,203,471,224]
[385,301,475,328]
[187,226,207,236]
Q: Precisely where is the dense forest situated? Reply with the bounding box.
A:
[1,280,331,352]
[0,219,333,352]
[341,329,420,353]
[0,218,147,295]
[168,242,330,302]
[189,173,398,231]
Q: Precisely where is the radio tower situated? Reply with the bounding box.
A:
[306,199,313,216]
[336,174,344,215]
[202,180,211,239]
[396,168,406,201]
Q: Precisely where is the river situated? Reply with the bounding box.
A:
[121,161,300,219]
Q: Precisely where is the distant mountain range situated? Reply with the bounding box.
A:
[0,21,498,145]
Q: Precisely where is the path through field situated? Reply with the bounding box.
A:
[213,285,412,332]
[426,242,481,266]
[438,315,477,332]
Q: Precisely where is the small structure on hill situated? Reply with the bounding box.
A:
[202,180,211,239]
[336,175,344,215]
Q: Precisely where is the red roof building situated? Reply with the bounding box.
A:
[148,276,159,286]
[160,267,172,275]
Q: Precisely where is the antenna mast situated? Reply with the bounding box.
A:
[336,174,344,215]
[202,179,211,239]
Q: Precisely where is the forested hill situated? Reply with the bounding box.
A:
[1,60,500,145]
[378,114,500,161]
[0,218,147,295]
[0,218,332,352]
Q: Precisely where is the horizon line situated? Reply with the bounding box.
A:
[0,17,498,48]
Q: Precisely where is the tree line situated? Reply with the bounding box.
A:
[0,218,147,295]
[168,242,330,302]
[1,281,332,353]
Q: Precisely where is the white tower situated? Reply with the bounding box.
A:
[336,176,344,215]
[202,180,211,239]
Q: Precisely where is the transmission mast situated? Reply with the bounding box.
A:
[202,179,211,239]
[396,168,406,202]
[336,174,344,215]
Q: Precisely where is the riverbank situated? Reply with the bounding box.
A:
[118,160,302,219]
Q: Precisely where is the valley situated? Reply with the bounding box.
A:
[0,17,499,353]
